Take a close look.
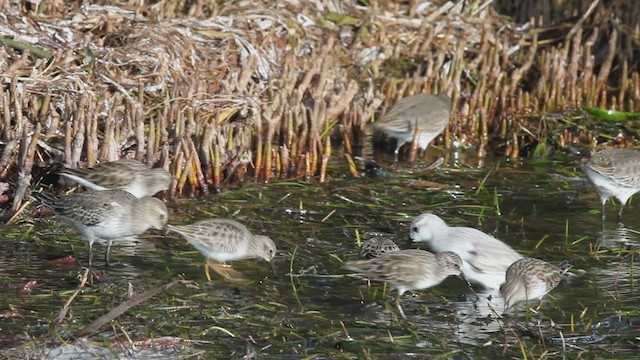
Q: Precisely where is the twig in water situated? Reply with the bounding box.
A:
[73,277,190,338]
[49,268,90,338]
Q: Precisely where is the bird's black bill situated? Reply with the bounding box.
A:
[459,275,479,300]
[269,261,277,277]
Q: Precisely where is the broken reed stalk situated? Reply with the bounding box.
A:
[134,102,146,162]
[307,108,319,179]
[73,278,190,339]
[9,75,38,211]
[0,139,17,178]
[12,122,41,213]
[70,95,86,167]
[85,101,97,167]
[189,138,209,196]
[0,91,17,178]
[319,136,330,183]
[182,140,197,197]
[280,145,289,178]
[173,144,185,197]
[200,121,213,184]
[273,148,281,177]
[2,91,11,141]
[50,268,89,338]
[264,125,273,182]
[303,152,310,181]
[212,136,221,190]
[480,108,489,146]
[511,132,519,159]
[342,127,359,178]
[254,115,263,182]
[147,116,156,165]
[187,153,199,197]
[408,119,420,164]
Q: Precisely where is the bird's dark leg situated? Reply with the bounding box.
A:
[393,146,400,165]
[461,275,479,301]
[269,261,277,277]
[88,241,94,267]
[105,240,113,267]
[204,261,213,282]
[617,203,625,222]
[395,292,407,319]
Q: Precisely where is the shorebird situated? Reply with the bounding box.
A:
[582,149,640,221]
[60,159,172,198]
[359,236,400,259]
[371,93,451,162]
[500,258,570,309]
[167,218,276,282]
[35,189,169,265]
[410,213,522,290]
[344,249,462,318]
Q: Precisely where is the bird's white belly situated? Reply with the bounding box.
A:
[193,242,250,263]
[461,261,506,290]
[122,183,146,198]
[524,281,552,300]
[585,168,639,202]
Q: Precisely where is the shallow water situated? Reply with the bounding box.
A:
[1,150,639,358]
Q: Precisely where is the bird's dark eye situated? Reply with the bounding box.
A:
[412,226,418,232]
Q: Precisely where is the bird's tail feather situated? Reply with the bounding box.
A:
[32,191,59,208]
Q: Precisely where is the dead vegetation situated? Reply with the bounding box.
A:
[0,0,638,218]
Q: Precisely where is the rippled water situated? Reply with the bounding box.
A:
[1,151,639,358]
